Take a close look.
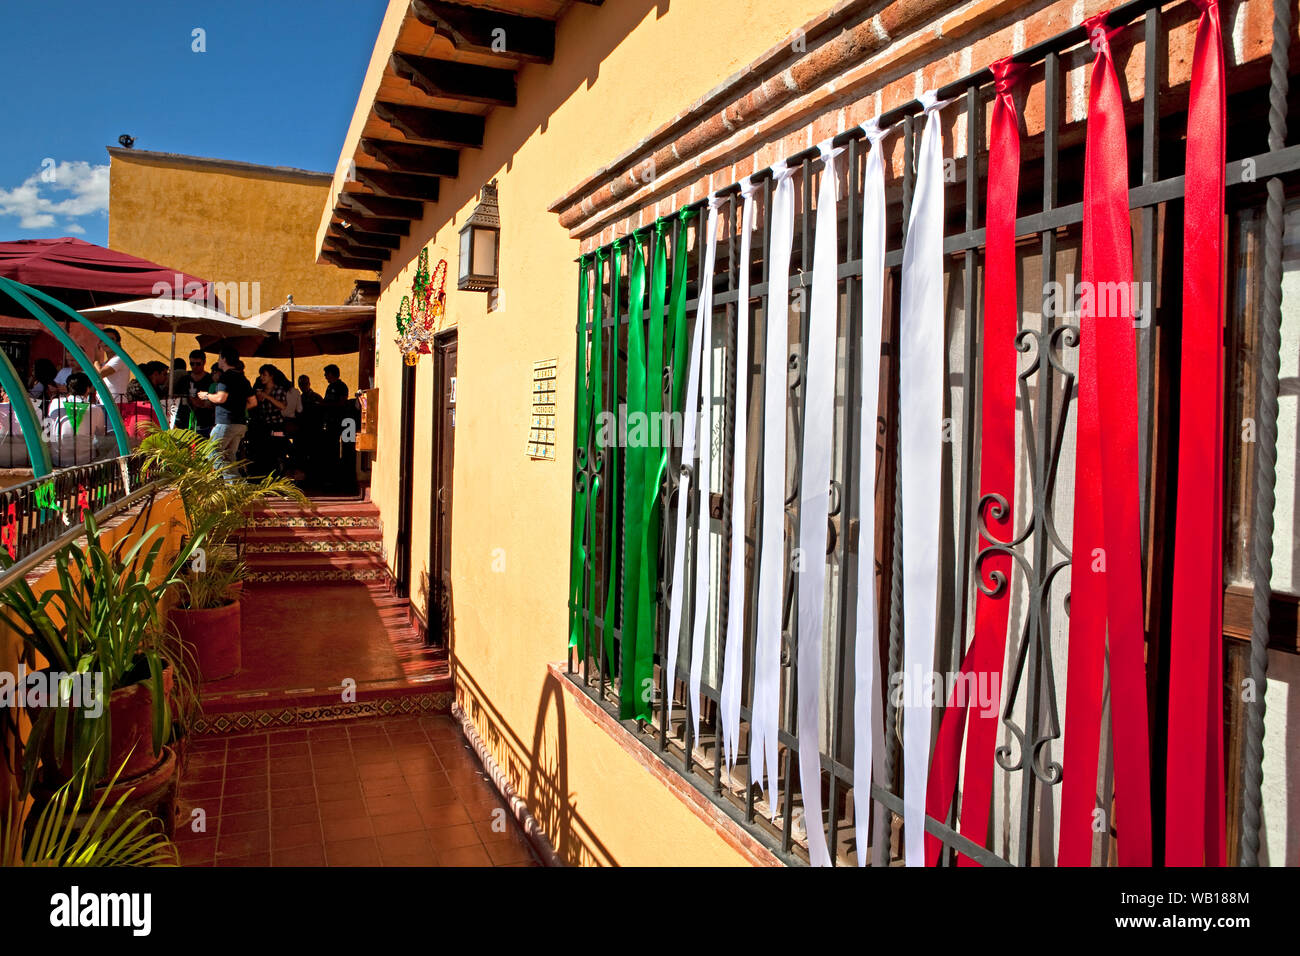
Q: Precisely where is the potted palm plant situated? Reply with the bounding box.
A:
[2,752,179,867]
[0,508,209,795]
[136,426,305,681]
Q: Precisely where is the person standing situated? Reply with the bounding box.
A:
[198,346,254,473]
[92,328,131,401]
[181,349,215,436]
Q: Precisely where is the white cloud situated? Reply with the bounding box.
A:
[0,160,108,234]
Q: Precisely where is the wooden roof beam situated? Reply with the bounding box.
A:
[390,52,516,108]
[355,168,442,203]
[411,0,555,65]
[335,227,402,250]
[341,191,424,221]
[361,137,460,178]
[326,235,392,261]
[321,249,385,272]
[336,213,410,236]
[374,102,485,149]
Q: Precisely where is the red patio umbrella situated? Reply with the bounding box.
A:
[0,237,218,310]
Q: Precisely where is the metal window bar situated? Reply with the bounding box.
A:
[566,0,1300,865]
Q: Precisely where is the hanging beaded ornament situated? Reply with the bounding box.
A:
[395,249,449,365]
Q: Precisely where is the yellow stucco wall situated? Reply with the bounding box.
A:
[108,152,365,392]
[345,0,834,866]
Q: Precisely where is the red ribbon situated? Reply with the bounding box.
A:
[1059,13,1152,866]
[1166,0,1227,867]
[924,57,1024,866]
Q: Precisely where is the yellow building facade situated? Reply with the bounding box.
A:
[321,0,847,866]
[108,149,366,392]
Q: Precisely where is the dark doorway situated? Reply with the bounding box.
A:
[394,360,418,598]
[428,331,457,644]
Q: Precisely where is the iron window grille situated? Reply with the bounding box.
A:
[566,0,1300,865]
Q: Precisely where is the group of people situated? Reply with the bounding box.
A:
[4,331,359,488]
[175,345,355,485]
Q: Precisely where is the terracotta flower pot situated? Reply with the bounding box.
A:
[171,599,242,682]
[31,662,174,784]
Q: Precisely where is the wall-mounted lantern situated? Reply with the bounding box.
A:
[457,179,500,292]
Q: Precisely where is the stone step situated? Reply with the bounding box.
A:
[242,525,383,544]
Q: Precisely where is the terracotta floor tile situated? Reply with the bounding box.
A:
[370,810,426,837]
[317,797,369,821]
[270,804,321,828]
[307,725,350,741]
[395,754,444,775]
[475,820,527,846]
[322,815,374,842]
[268,728,309,743]
[272,821,324,850]
[360,776,408,798]
[461,797,507,823]
[215,852,271,867]
[418,801,472,830]
[178,836,217,864]
[485,839,536,865]
[386,731,430,747]
[438,843,493,867]
[179,778,223,801]
[222,809,271,835]
[225,759,269,780]
[402,770,451,791]
[221,790,270,814]
[217,828,271,858]
[354,749,400,769]
[309,736,352,752]
[222,773,268,797]
[184,762,225,783]
[376,832,438,866]
[269,786,317,809]
[188,738,227,754]
[365,793,419,817]
[315,780,364,803]
[325,837,381,866]
[270,769,315,791]
[310,751,356,772]
[358,761,405,781]
[347,722,388,739]
[272,754,313,774]
[428,822,481,850]
[273,843,327,867]
[186,750,227,768]
[269,740,310,758]
[411,786,460,808]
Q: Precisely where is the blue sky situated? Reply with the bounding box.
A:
[0,0,386,246]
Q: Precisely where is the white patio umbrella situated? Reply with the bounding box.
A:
[81,296,267,408]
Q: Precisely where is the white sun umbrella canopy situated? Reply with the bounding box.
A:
[81,296,266,410]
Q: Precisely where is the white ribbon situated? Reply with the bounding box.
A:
[854,119,890,865]
[752,166,798,806]
[666,197,722,731]
[796,139,842,867]
[721,177,760,772]
[900,92,949,867]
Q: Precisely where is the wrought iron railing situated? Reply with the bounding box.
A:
[0,396,175,471]
[0,455,147,569]
[566,0,1300,866]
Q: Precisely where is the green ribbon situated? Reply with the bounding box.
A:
[601,241,623,672]
[627,220,672,720]
[567,256,592,654]
[670,208,698,416]
[619,233,649,718]
[587,251,607,666]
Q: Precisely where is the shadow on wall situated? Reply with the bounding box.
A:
[455,661,615,866]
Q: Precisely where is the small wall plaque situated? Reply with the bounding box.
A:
[528,358,558,459]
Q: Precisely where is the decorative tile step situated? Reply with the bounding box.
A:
[192,681,454,736]
[249,513,380,530]
[243,525,383,543]
[245,566,386,584]
[243,539,383,556]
